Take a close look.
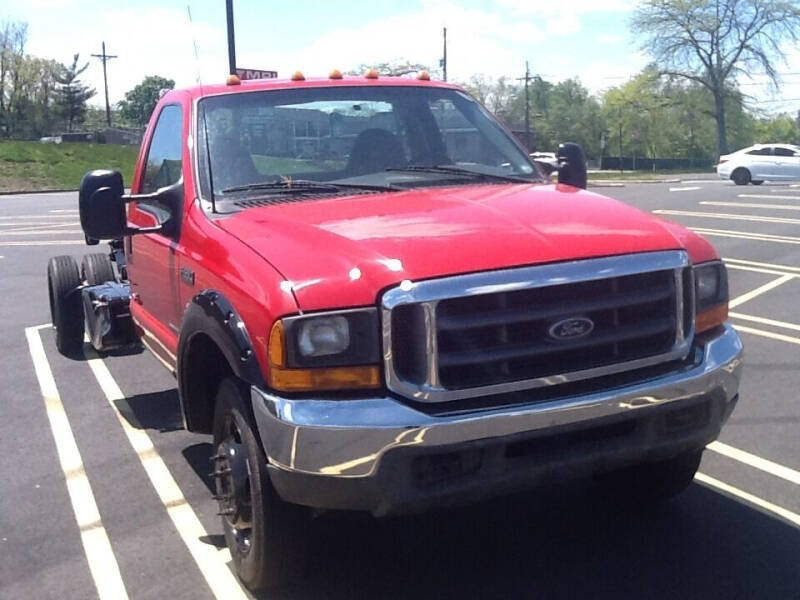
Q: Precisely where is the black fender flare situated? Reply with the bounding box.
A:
[177,290,265,431]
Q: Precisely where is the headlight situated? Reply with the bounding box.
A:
[268,308,381,392]
[693,261,729,334]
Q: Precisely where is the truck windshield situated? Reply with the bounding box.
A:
[196,85,540,210]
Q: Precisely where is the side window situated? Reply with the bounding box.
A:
[141,104,183,193]
[746,147,772,156]
[774,147,796,157]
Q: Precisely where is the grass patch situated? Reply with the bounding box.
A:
[588,168,714,181]
[0,140,139,192]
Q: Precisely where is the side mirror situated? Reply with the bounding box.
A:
[79,170,127,240]
[78,169,182,240]
[556,142,588,189]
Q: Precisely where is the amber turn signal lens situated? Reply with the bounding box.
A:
[695,303,728,334]
[270,365,381,392]
[269,320,287,367]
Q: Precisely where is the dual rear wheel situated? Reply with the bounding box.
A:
[47,253,116,355]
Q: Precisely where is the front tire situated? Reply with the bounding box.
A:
[47,255,84,355]
[211,378,309,590]
[597,449,702,503]
[731,168,751,186]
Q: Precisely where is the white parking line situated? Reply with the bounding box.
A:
[733,324,800,345]
[655,209,800,226]
[724,257,800,274]
[24,326,129,600]
[691,227,800,245]
[701,201,800,211]
[739,194,800,200]
[669,186,701,192]
[0,240,85,246]
[729,274,794,308]
[725,264,796,277]
[729,312,800,332]
[695,472,800,527]
[83,347,248,600]
[0,229,84,235]
[707,442,800,487]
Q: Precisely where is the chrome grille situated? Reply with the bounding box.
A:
[382,251,693,403]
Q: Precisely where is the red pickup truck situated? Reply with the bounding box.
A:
[47,73,742,590]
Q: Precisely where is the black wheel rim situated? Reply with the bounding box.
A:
[213,416,254,556]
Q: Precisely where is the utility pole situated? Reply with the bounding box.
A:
[516,61,532,150]
[441,27,447,82]
[91,41,117,127]
[226,0,237,75]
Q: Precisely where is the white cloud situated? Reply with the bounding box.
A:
[27,6,228,107]
[238,1,561,85]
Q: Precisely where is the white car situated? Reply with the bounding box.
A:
[717,143,800,185]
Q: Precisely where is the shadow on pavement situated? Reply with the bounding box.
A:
[118,388,183,433]
[262,481,799,600]
[182,442,215,494]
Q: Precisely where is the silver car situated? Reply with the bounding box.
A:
[717,143,800,185]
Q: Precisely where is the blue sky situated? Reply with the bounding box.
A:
[8,0,800,114]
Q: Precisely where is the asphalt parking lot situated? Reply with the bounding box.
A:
[1,180,798,599]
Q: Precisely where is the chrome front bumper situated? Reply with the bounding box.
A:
[252,324,743,516]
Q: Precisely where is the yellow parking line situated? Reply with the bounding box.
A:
[695,472,800,527]
[83,348,248,600]
[707,442,800,487]
[655,209,800,225]
[692,228,800,245]
[729,312,800,332]
[734,324,800,345]
[701,201,800,211]
[724,257,800,274]
[728,274,793,308]
[24,326,129,600]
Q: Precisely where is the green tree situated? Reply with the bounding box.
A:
[55,53,95,132]
[348,59,431,77]
[118,75,175,127]
[632,0,800,157]
[753,114,800,143]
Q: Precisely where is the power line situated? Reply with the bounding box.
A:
[91,41,117,127]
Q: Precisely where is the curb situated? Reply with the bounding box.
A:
[0,188,78,196]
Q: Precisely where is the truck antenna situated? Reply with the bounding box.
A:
[187,4,216,213]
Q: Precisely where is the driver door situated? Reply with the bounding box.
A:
[127,103,185,364]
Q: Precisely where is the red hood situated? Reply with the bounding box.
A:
[218,183,717,311]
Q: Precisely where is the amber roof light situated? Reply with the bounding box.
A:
[329,69,343,79]
[291,70,305,81]
[364,68,379,79]
[417,71,431,81]
[226,74,241,85]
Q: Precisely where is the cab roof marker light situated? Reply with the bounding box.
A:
[417,71,431,80]
[226,74,241,85]
[364,68,379,79]
[329,69,343,79]
[291,71,305,81]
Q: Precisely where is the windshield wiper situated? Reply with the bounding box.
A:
[222,179,398,194]
[385,165,538,184]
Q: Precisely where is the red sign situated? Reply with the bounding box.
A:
[235,68,278,80]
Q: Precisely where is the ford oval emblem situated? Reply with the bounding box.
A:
[548,317,594,341]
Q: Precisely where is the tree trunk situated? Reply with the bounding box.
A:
[713,88,728,157]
